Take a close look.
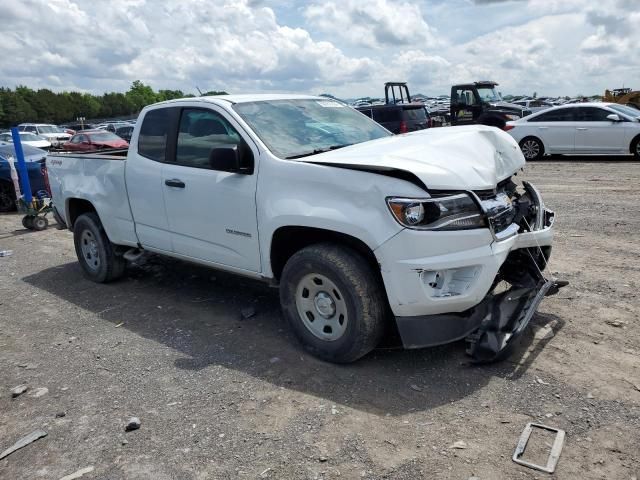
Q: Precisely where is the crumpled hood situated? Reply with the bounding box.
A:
[301,125,525,191]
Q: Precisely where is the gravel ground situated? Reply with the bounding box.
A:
[1,158,639,479]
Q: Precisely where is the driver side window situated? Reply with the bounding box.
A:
[455,89,478,106]
[175,108,251,170]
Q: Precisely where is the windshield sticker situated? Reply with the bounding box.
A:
[316,100,344,108]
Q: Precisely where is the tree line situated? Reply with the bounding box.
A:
[0,81,227,128]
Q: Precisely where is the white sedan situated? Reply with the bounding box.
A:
[506,103,640,160]
[0,131,52,150]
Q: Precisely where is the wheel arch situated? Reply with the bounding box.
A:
[270,226,380,283]
[66,198,99,231]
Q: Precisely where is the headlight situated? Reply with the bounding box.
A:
[387,193,485,230]
[504,113,521,121]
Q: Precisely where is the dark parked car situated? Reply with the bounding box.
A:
[0,144,48,212]
[115,125,134,142]
[356,104,430,133]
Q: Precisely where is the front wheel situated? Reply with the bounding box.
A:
[632,137,640,160]
[32,216,48,231]
[73,212,126,283]
[279,243,386,363]
[519,137,545,161]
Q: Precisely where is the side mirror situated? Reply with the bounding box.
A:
[209,144,242,173]
[606,113,622,122]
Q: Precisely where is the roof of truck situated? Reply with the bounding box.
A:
[154,94,325,107]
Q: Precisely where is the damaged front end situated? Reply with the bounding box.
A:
[392,177,566,362]
[466,179,566,362]
[464,249,566,363]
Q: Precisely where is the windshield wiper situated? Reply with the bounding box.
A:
[285,144,352,159]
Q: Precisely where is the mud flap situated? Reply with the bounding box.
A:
[465,265,566,363]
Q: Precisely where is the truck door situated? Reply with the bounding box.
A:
[451,87,482,125]
[161,106,261,272]
[126,107,178,252]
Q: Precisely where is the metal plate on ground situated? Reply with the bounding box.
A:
[512,422,565,473]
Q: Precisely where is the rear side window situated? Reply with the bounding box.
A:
[138,109,170,161]
[373,108,402,123]
[403,108,427,121]
[528,108,575,122]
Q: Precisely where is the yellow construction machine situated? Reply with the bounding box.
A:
[603,88,640,110]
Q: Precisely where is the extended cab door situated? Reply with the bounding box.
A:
[126,107,178,252]
[161,106,261,272]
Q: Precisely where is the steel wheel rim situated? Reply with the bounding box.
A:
[295,273,348,341]
[522,140,540,159]
[80,230,100,271]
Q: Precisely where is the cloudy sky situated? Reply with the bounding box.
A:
[1,0,637,98]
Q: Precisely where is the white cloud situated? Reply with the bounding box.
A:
[0,0,638,98]
[305,0,438,48]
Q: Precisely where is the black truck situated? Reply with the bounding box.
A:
[450,81,530,129]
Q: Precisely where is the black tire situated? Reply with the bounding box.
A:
[32,216,48,231]
[279,243,386,363]
[22,215,34,230]
[631,136,640,160]
[519,136,545,161]
[73,212,126,283]
[0,181,16,212]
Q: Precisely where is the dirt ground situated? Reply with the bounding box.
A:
[1,158,639,479]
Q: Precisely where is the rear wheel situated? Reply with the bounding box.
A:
[279,243,386,363]
[22,215,34,230]
[73,212,126,283]
[519,137,545,160]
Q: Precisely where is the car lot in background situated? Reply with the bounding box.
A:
[59,122,98,134]
[506,102,640,160]
[96,121,133,133]
[18,123,71,147]
[62,130,129,151]
[115,124,134,142]
[0,131,52,150]
[512,99,554,113]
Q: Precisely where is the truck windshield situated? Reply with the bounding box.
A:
[476,87,502,103]
[233,99,391,159]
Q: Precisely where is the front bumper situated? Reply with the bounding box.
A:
[375,183,556,357]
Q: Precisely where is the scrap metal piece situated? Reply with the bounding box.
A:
[0,429,48,460]
[512,422,565,474]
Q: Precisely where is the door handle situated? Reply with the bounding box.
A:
[538,127,548,130]
[576,127,588,131]
[165,179,185,188]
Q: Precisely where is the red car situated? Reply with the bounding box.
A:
[62,131,129,151]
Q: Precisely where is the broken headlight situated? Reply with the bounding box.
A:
[387,193,485,230]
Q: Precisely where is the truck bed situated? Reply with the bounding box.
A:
[46,151,138,247]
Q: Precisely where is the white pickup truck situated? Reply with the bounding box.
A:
[47,94,560,363]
